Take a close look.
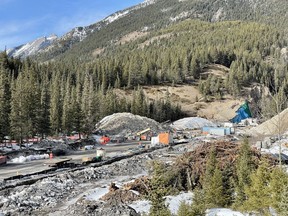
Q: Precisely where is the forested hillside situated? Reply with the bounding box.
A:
[1,18,287,142]
[35,0,288,62]
[0,51,184,143]
[2,0,288,142]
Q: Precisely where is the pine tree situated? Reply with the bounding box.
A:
[269,167,288,213]
[10,74,26,143]
[202,148,227,208]
[38,75,50,138]
[278,183,288,216]
[177,201,191,216]
[243,159,271,214]
[62,77,73,135]
[148,161,171,216]
[0,61,11,142]
[190,187,205,216]
[233,138,254,209]
[50,72,62,135]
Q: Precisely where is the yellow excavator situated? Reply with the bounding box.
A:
[136,128,151,141]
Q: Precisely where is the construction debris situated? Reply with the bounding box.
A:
[175,141,276,187]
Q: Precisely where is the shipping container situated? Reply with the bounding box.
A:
[158,133,173,145]
[202,127,232,136]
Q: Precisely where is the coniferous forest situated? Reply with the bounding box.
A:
[1,19,288,142]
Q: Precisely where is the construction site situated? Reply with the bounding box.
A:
[1,106,288,215]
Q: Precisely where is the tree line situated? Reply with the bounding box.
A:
[53,20,287,100]
[0,52,184,143]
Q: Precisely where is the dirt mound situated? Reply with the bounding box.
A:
[95,112,167,136]
[100,188,140,205]
[249,108,288,136]
[123,176,149,195]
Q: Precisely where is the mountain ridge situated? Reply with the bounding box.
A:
[7,0,288,60]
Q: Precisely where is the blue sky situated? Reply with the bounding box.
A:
[0,0,143,49]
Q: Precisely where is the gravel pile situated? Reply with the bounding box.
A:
[171,117,216,130]
[95,112,167,136]
[249,108,288,136]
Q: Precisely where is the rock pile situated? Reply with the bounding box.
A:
[171,117,216,130]
[95,112,167,136]
[0,153,153,215]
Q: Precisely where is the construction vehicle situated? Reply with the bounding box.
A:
[82,156,102,165]
[82,148,106,165]
[136,128,151,141]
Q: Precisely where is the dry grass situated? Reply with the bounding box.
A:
[113,84,243,121]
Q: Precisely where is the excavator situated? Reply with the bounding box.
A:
[136,128,151,141]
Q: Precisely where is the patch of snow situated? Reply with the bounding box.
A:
[129,192,193,214]
[206,208,245,216]
[7,35,58,58]
[11,154,49,163]
[170,11,190,22]
[211,8,224,22]
[85,187,109,201]
[104,10,130,24]
[129,200,151,214]
[165,192,193,214]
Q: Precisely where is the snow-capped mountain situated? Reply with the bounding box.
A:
[7,34,58,58]
[7,0,288,61]
[7,0,155,59]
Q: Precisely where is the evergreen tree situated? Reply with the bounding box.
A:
[177,201,191,216]
[50,72,62,135]
[243,159,271,214]
[233,138,254,209]
[148,161,171,216]
[278,183,288,216]
[270,167,288,213]
[10,74,26,143]
[190,187,205,216]
[38,75,50,138]
[0,60,11,142]
[202,148,227,208]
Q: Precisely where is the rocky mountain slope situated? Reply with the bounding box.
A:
[7,34,57,58]
[7,0,288,60]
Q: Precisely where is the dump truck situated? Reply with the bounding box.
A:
[0,156,7,165]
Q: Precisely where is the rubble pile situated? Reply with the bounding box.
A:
[0,174,75,214]
[95,112,167,136]
[33,140,72,151]
[65,201,140,216]
[0,153,153,215]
